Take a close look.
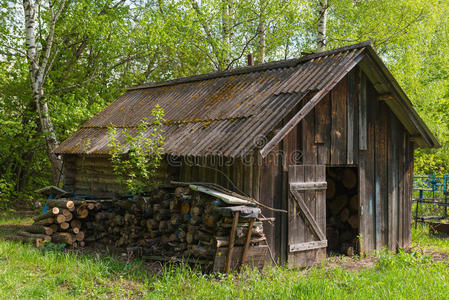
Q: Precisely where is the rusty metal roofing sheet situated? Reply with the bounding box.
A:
[54,43,369,157]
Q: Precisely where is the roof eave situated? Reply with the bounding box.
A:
[363,46,440,149]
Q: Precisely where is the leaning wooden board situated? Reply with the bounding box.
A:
[213,245,268,272]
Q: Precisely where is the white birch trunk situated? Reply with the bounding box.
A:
[317,0,328,52]
[23,0,62,184]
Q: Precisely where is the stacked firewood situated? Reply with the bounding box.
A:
[10,198,109,247]
[9,185,265,266]
[326,168,359,255]
[85,186,265,261]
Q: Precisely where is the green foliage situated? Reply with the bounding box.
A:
[108,105,165,194]
[2,0,449,205]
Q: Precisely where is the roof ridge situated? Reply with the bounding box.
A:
[127,41,373,91]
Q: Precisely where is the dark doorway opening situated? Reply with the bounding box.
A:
[326,167,359,255]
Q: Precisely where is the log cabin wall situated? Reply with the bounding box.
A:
[62,155,173,196]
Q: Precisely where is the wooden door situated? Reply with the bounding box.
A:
[288,165,327,267]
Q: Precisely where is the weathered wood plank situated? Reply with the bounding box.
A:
[315,94,331,164]
[290,190,326,241]
[359,72,368,150]
[347,71,355,164]
[331,77,347,164]
[289,182,327,191]
[302,109,317,164]
[289,240,327,252]
[213,245,268,272]
[375,103,388,249]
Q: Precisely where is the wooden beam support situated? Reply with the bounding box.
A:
[224,211,239,274]
[240,218,255,267]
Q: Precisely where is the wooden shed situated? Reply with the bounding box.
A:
[54,41,439,267]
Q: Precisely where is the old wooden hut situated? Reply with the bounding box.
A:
[54,41,439,267]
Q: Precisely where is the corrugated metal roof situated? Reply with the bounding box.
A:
[54,41,439,157]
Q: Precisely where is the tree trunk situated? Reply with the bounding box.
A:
[23,0,62,185]
[317,0,328,52]
[256,1,266,64]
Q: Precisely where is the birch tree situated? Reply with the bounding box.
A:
[22,0,65,183]
[317,0,328,52]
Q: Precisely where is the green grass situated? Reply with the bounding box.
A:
[0,213,449,299]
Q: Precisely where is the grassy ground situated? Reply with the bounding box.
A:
[0,212,448,299]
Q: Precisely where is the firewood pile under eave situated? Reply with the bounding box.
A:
[4,184,268,272]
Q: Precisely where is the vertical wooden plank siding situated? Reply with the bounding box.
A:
[353,69,360,165]
[331,78,347,164]
[287,166,304,265]
[364,81,376,252]
[259,147,278,260]
[347,71,355,164]
[388,112,399,250]
[315,94,331,165]
[404,140,414,247]
[287,165,326,267]
[359,72,368,150]
[302,109,317,165]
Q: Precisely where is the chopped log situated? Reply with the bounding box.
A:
[3,235,37,243]
[339,208,350,222]
[349,195,358,211]
[72,227,80,234]
[49,224,59,233]
[22,224,53,236]
[155,209,171,221]
[71,219,82,230]
[32,210,56,222]
[169,199,181,211]
[52,207,60,215]
[52,232,73,244]
[326,178,336,199]
[75,231,85,241]
[202,214,216,227]
[47,199,75,210]
[188,245,214,258]
[329,195,348,215]
[348,214,359,229]
[76,207,89,219]
[170,214,183,225]
[17,230,51,241]
[186,215,200,225]
[180,202,190,214]
[186,231,199,244]
[190,206,201,216]
[36,238,47,248]
[60,222,70,230]
[56,214,66,224]
[34,217,54,226]
[146,219,158,231]
[342,168,357,189]
[80,241,86,247]
[87,203,95,210]
[64,212,73,222]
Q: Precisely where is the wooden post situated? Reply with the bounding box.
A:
[224,211,239,274]
[240,218,255,268]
